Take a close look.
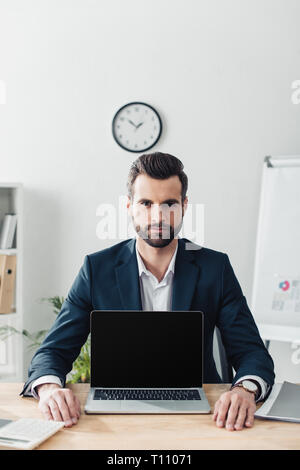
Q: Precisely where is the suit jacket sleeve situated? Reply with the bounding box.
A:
[216,254,275,387]
[20,255,93,396]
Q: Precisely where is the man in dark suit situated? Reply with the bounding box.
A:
[21,152,274,431]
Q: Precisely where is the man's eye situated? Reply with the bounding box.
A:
[140,201,177,208]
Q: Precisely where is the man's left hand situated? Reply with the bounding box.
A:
[212,387,257,431]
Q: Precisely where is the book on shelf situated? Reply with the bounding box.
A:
[0,254,16,314]
[0,214,17,249]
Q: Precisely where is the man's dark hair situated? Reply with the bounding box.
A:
[127,152,188,203]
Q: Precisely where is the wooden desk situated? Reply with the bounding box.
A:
[0,383,299,450]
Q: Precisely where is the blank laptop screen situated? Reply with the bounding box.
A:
[90,310,203,388]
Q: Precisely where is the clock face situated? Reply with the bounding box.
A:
[112,102,162,153]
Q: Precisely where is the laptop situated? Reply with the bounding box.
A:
[84,310,211,414]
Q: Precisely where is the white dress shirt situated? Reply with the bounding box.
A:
[28,240,268,401]
[136,240,178,311]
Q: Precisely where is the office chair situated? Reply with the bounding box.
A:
[215,327,234,383]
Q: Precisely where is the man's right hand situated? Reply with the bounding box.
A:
[37,383,81,427]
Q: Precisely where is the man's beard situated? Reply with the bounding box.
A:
[132,219,183,248]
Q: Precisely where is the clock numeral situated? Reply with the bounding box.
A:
[144,141,147,145]
[150,135,153,139]
[126,109,131,114]
[134,144,138,148]
[134,107,139,112]
[119,134,122,139]
[119,117,125,121]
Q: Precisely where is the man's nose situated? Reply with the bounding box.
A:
[150,203,163,223]
[150,203,172,224]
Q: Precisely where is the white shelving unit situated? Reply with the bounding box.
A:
[0,183,23,382]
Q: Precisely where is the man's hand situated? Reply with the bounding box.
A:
[37,383,81,427]
[212,387,257,431]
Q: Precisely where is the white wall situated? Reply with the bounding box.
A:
[0,0,299,381]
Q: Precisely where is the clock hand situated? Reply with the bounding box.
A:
[136,122,144,129]
[128,119,137,128]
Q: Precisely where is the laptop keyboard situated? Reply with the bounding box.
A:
[94,389,201,400]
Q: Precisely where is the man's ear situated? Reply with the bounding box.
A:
[182,196,188,216]
[127,195,132,214]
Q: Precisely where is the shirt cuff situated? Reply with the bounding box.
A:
[31,375,63,399]
[234,375,269,402]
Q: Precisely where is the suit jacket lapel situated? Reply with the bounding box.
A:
[115,238,142,310]
[172,238,200,311]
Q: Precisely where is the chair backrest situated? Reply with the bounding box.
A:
[215,327,234,383]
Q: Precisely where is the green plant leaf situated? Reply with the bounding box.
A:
[1,294,91,383]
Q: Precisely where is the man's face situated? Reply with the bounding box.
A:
[127,174,187,248]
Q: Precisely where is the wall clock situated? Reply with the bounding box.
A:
[112,102,162,153]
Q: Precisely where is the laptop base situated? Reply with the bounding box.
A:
[84,387,211,414]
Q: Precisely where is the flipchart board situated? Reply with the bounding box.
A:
[251,155,300,346]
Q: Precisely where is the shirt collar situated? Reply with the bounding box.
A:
[135,237,178,279]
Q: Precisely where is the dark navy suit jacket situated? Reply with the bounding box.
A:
[21,237,275,395]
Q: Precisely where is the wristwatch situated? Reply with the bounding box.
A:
[231,379,261,400]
